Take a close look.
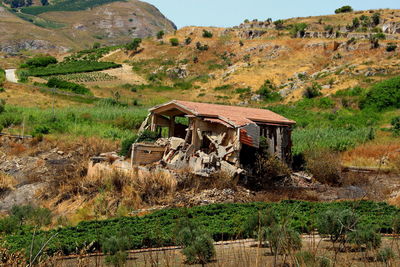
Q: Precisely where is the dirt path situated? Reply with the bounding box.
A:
[5,69,18,83]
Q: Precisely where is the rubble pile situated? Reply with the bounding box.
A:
[160,134,243,177]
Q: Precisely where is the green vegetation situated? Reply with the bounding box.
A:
[47,77,92,95]
[50,72,117,83]
[156,30,164,40]
[169,38,179,46]
[0,68,5,91]
[304,82,322,98]
[391,116,400,136]
[20,0,121,15]
[202,29,213,38]
[3,201,399,256]
[22,55,57,68]
[0,104,147,140]
[290,23,307,38]
[387,43,397,52]
[335,5,353,14]
[257,80,281,101]
[26,61,121,77]
[65,45,122,62]
[125,38,142,51]
[360,76,400,111]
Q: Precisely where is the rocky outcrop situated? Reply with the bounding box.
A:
[382,22,400,34]
[0,40,68,54]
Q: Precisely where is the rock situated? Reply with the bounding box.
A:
[0,183,46,211]
[168,65,188,79]
[0,40,69,54]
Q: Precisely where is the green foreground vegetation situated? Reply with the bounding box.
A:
[3,201,399,256]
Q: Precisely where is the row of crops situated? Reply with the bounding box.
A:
[27,61,121,77]
[20,0,121,15]
[48,72,118,83]
[4,201,399,256]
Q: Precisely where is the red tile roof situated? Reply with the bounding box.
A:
[151,100,295,128]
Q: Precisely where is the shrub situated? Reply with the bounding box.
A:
[32,125,50,136]
[24,56,57,68]
[47,78,91,95]
[304,82,322,98]
[391,116,400,136]
[360,76,400,111]
[335,5,353,14]
[169,38,179,46]
[196,42,209,51]
[253,156,291,187]
[136,130,159,143]
[305,149,341,185]
[11,205,52,227]
[125,38,142,51]
[0,99,5,114]
[290,23,308,38]
[119,135,137,157]
[295,251,331,267]
[17,70,29,82]
[352,17,360,29]
[377,247,395,263]
[348,224,381,250]
[274,19,285,30]
[373,32,386,40]
[175,217,215,265]
[156,30,164,40]
[185,37,192,45]
[202,30,213,38]
[372,12,381,26]
[102,233,130,267]
[324,25,334,34]
[317,209,358,245]
[256,80,281,101]
[386,43,397,52]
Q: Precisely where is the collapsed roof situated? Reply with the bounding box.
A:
[149,100,296,128]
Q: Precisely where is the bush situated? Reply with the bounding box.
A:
[196,42,209,51]
[47,78,91,95]
[317,209,358,244]
[348,224,381,250]
[125,38,142,51]
[372,12,381,26]
[32,125,50,136]
[11,205,52,228]
[136,130,158,143]
[0,99,5,114]
[119,135,137,157]
[386,43,397,52]
[304,82,322,98]
[295,251,331,267]
[202,30,213,38]
[256,80,281,101]
[391,116,400,136]
[175,218,215,264]
[290,23,307,38]
[156,30,164,40]
[377,247,395,263]
[360,76,400,111]
[169,38,179,46]
[305,149,341,185]
[335,5,353,14]
[24,56,57,68]
[102,233,130,267]
[274,20,285,30]
[185,37,192,45]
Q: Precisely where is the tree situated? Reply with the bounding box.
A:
[372,12,381,26]
[335,5,353,14]
[156,30,164,40]
[40,0,48,6]
[125,38,142,51]
[352,17,360,29]
[386,43,397,52]
[169,38,179,46]
[391,117,400,136]
[185,37,192,45]
[348,224,381,251]
[0,99,5,114]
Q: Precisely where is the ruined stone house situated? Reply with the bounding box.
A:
[132,100,296,176]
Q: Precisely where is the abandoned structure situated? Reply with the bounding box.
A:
[132,100,296,176]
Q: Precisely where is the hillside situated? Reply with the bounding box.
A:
[0,0,176,53]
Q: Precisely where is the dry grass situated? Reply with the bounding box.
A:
[0,171,17,193]
[305,149,342,185]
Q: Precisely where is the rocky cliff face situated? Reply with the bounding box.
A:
[0,0,176,53]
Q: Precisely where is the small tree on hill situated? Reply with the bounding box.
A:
[40,0,48,6]
[372,12,381,26]
[335,5,353,14]
[156,30,165,40]
[169,38,179,46]
[102,233,130,267]
[274,20,285,30]
[125,38,142,51]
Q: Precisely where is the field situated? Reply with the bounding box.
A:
[3,201,398,255]
[27,61,122,77]
[49,72,118,83]
[20,0,122,15]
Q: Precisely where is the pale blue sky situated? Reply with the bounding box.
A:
[145,0,400,28]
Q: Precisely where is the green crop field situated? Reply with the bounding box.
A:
[20,0,123,15]
[3,201,399,256]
